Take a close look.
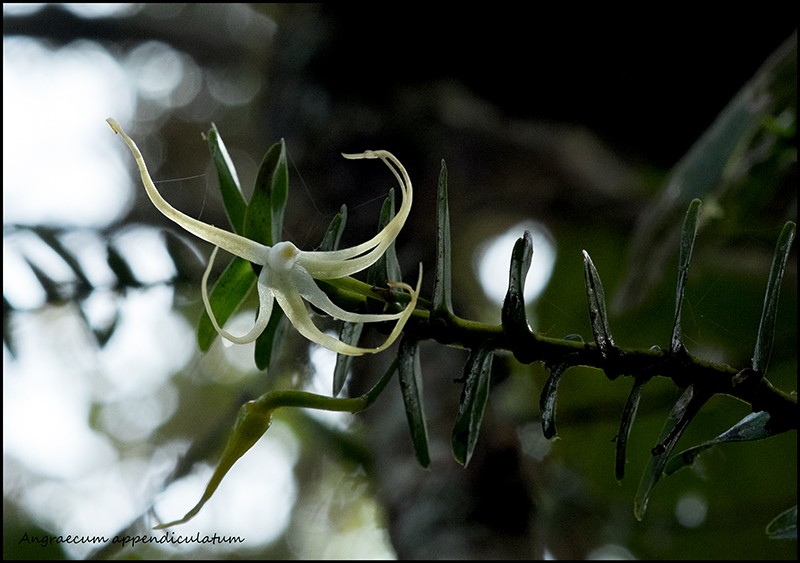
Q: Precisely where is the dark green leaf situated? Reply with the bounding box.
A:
[31,226,92,288]
[23,257,63,302]
[752,221,796,374]
[196,256,256,352]
[254,306,286,371]
[452,347,494,466]
[4,296,17,358]
[540,362,568,440]
[502,231,537,363]
[106,244,140,289]
[398,337,430,468]
[317,205,347,252]
[333,322,364,396]
[207,123,247,234]
[582,250,615,360]
[79,300,120,348]
[670,198,702,354]
[367,190,402,286]
[766,505,797,540]
[664,410,780,475]
[162,230,205,284]
[634,384,712,520]
[433,160,453,316]
[316,205,363,394]
[616,375,649,481]
[246,139,289,247]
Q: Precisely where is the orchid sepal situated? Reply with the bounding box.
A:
[108,118,420,356]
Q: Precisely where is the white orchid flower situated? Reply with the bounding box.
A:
[107,118,420,356]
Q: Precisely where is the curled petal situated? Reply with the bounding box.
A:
[287,264,405,323]
[273,266,422,356]
[202,247,275,344]
[107,118,270,265]
[299,150,412,279]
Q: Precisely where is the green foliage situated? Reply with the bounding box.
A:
[3,34,795,551]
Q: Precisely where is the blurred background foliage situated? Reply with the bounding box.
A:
[3,4,796,559]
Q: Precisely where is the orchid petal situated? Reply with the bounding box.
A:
[201,247,275,344]
[287,264,405,323]
[273,267,421,356]
[107,119,269,265]
[299,150,412,279]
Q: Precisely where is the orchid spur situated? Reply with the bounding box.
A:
[107,118,420,356]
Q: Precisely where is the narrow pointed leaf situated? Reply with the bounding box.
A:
[540,362,568,440]
[432,160,454,316]
[616,375,649,481]
[502,231,537,362]
[246,139,289,247]
[23,257,64,302]
[634,384,712,520]
[31,227,92,288]
[315,205,362,394]
[670,199,702,354]
[398,337,430,468]
[582,250,615,361]
[162,230,205,284]
[333,321,364,396]
[317,205,347,252]
[106,244,141,289]
[752,221,796,374]
[664,410,780,475]
[79,299,120,348]
[3,296,17,358]
[766,505,797,540]
[197,256,256,351]
[367,190,402,286]
[207,123,247,234]
[452,347,494,466]
[253,306,286,371]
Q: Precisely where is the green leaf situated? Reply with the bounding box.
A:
[207,123,247,234]
[3,296,17,358]
[253,306,286,371]
[766,505,797,540]
[246,139,289,247]
[502,231,537,363]
[333,322,364,396]
[452,347,494,466]
[540,362,568,440]
[664,410,780,475]
[106,243,141,289]
[31,226,92,288]
[432,160,453,316]
[615,375,649,481]
[317,205,347,252]
[315,205,363,395]
[367,189,402,286]
[582,250,615,361]
[752,221,796,374]
[398,337,430,468]
[23,257,63,302]
[162,230,205,284]
[670,199,702,354]
[196,256,256,352]
[634,384,712,520]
